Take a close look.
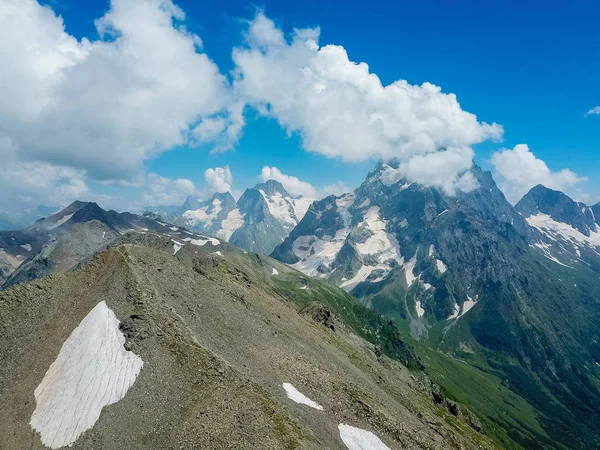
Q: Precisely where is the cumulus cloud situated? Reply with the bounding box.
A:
[322,181,350,197]
[142,173,196,206]
[259,166,317,197]
[0,0,240,181]
[233,13,503,195]
[491,144,587,203]
[586,106,600,116]
[0,161,89,210]
[204,166,233,192]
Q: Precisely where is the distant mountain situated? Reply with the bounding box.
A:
[0,200,217,288]
[516,184,600,271]
[272,159,600,448]
[0,204,58,231]
[147,179,313,254]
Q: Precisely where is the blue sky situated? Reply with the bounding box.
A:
[1,0,598,211]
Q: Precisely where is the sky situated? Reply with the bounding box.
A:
[0,0,598,214]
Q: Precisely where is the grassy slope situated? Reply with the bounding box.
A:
[230,252,543,449]
[355,250,600,449]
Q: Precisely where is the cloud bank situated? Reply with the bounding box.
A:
[0,3,511,210]
[0,0,242,209]
[233,13,503,194]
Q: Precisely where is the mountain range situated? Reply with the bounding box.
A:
[1,160,600,448]
[0,199,495,449]
[148,179,313,255]
[271,160,600,448]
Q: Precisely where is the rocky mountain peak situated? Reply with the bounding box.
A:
[254,179,291,198]
[236,188,270,220]
[516,184,597,235]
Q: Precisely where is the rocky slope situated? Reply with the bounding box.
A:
[515,185,600,270]
[148,180,313,254]
[0,231,495,449]
[272,160,600,449]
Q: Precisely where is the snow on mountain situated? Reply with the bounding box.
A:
[220,209,245,240]
[183,198,222,227]
[338,424,391,450]
[516,185,600,267]
[152,180,313,254]
[30,301,143,449]
[272,159,530,327]
[282,383,323,410]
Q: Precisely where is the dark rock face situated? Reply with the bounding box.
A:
[254,179,290,198]
[592,203,600,226]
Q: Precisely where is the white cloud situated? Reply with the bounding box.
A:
[0,0,240,181]
[322,181,350,197]
[233,13,503,195]
[398,146,479,195]
[259,166,317,197]
[142,173,196,206]
[491,144,587,203]
[586,106,600,116]
[0,161,89,210]
[204,166,233,192]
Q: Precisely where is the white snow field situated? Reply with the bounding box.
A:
[282,383,323,410]
[338,423,391,450]
[30,301,143,449]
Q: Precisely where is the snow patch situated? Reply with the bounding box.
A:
[335,193,355,209]
[292,235,345,277]
[449,296,479,320]
[415,301,425,318]
[527,213,600,249]
[282,383,323,410]
[459,296,477,317]
[30,302,143,449]
[172,240,183,254]
[338,424,390,450]
[183,236,220,247]
[182,199,222,229]
[356,207,400,259]
[436,259,447,274]
[170,226,178,231]
[260,190,312,229]
[47,213,74,230]
[404,255,417,286]
[218,209,244,240]
[20,243,32,252]
[272,267,279,275]
[379,164,403,187]
[447,303,460,320]
[213,251,223,256]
